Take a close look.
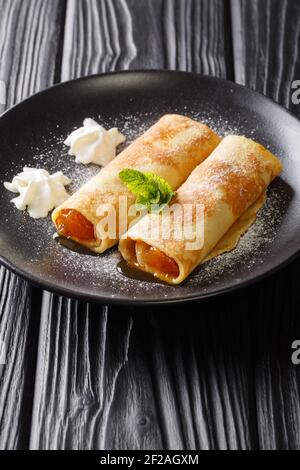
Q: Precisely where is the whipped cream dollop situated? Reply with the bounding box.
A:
[4,167,71,219]
[64,118,126,166]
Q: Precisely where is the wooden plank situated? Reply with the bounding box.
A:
[145,293,262,450]
[231,0,300,112]
[29,0,260,450]
[61,0,233,80]
[0,268,42,449]
[231,0,300,450]
[0,0,66,449]
[251,270,300,450]
[29,295,134,450]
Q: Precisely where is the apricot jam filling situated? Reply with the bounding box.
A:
[56,209,95,242]
[138,241,179,278]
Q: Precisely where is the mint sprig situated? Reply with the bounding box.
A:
[119,169,176,211]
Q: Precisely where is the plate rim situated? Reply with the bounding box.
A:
[0,248,299,306]
[1,69,299,305]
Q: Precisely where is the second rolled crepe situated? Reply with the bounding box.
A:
[52,114,220,253]
[119,136,283,284]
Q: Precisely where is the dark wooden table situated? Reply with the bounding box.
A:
[0,0,300,451]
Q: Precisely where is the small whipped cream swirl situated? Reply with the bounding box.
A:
[4,167,71,219]
[64,118,126,166]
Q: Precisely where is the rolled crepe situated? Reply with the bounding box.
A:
[119,136,283,284]
[52,115,220,253]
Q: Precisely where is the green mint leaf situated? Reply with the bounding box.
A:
[119,169,175,212]
[145,172,176,205]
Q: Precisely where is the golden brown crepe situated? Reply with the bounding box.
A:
[119,136,283,284]
[203,191,266,262]
[52,114,221,253]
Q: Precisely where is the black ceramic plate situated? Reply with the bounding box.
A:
[0,71,298,304]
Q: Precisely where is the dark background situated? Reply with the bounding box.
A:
[0,0,300,450]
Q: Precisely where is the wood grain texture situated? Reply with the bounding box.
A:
[1,0,300,451]
[150,297,262,450]
[0,0,65,106]
[0,0,66,449]
[0,268,41,449]
[29,295,133,450]
[61,0,233,80]
[231,0,300,450]
[231,0,300,112]
[30,0,249,451]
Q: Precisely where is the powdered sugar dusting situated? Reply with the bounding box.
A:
[2,105,289,300]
